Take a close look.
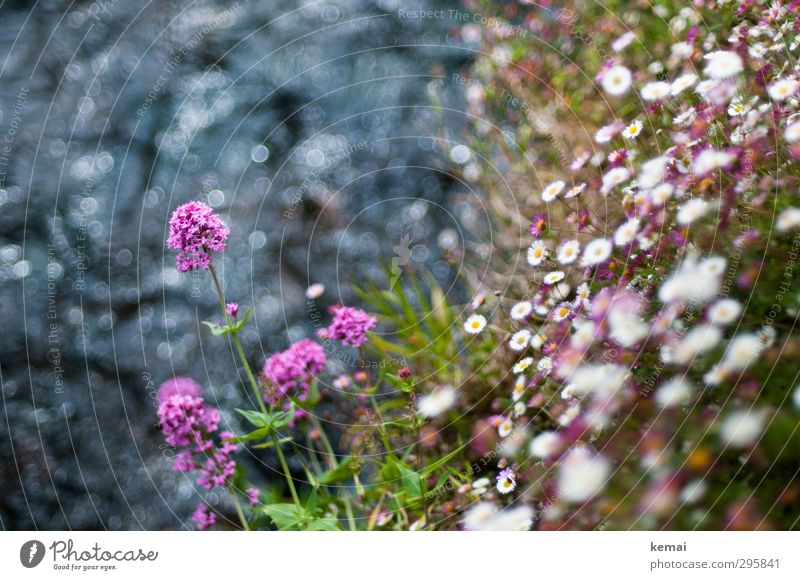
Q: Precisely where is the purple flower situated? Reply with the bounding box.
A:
[157,376,202,403]
[167,201,230,272]
[196,431,237,490]
[496,467,517,494]
[158,394,220,448]
[317,306,377,348]
[226,302,239,318]
[246,487,259,505]
[530,213,547,238]
[157,390,238,490]
[262,339,327,403]
[191,503,217,530]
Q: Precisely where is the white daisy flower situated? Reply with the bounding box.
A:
[649,183,675,205]
[703,50,744,79]
[613,218,640,246]
[723,334,763,370]
[768,78,798,101]
[510,301,533,321]
[498,417,513,438]
[707,298,742,325]
[694,79,719,98]
[512,375,526,401]
[680,479,708,505]
[671,41,693,60]
[464,314,487,334]
[581,238,613,266]
[776,207,800,232]
[513,357,534,374]
[785,122,800,143]
[601,65,632,96]
[654,377,694,408]
[530,333,546,350]
[557,447,611,503]
[641,81,671,101]
[557,240,580,264]
[693,148,736,174]
[418,386,457,418]
[461,502,496,529]
[670,73,697,95]
[564,182,586,198]
[703,363,727,387]
[530,431,561,458]
[496,470,517,494]
[541,180,565,202]
[673,108,697,126]
[513,401,526,418]
[677,198,710,224]
[594,123,620,144]
[543,271,565,285]
[719,409,768,447]
[575,282,591,305]
[612,32,636,52]
[668,323,723,365]
[558,403,581,426]
[537,357,553,373]
[601,166,631,194]
[305,283,325,299]
[552,302,572,322]
[622,119,643,139]
[561,383,576,399]
[727,95,756,116]
[700,256,727,277]
[638,156,669,189]
[509,329,532,351]
[527,240,548,266]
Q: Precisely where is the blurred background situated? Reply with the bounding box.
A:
[0,0,480,529]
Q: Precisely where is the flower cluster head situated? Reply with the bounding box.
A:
[316,305,377,347]
[226,302,239,318]
[157,376,202,403]
[191,504,217,530]
[167,201,230,272]
[262,339,327,403]
[157,377,237,496]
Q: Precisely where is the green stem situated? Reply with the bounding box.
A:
[207,261,267,415]
[369,396,396,458]
[343,496,357,531]
[229,488,250,531]
[308,414,337,469]
[272,432,301,507]
[207,259,299,508]
[308,415,357,530]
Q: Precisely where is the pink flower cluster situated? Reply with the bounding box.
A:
[317,305,377,347]
[262,339,327,404]
[166,201,230,272]
[157,377,237,492]
[191,504,217,530]
[158,376,202,402]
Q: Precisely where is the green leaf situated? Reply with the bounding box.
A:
[382,457,422,501]
[251,436,293,449]
[235,408,270,428]
[201,309,252,336]
[385,373,413,393]
[223,426,274,444]
[305,517,341,531]
[263,503,307,530]
[317,456,362,484]
[419,445,465,478]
